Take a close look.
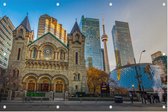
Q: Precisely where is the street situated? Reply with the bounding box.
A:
[0,101,167,111]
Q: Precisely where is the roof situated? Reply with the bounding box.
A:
[18,16,31,32]
[113,63,153,71]
[70,21,81,34]
[28,32,68,49]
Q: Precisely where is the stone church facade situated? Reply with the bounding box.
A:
[7,16,87,96]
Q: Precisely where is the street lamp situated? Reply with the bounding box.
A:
[134,50,146,103]
[132,84,134,88]
[139,50,146,63]
[139,50,146,92]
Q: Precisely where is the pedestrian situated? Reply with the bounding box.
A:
[153,94,156,103]
[151,94,154,104]
[147,94,151,104]
[129,92,133,103]
[144,93,147,104]
[156,94,160,103]
[0,89,2,102]
[163,92,167,104]
[140,92,144,104]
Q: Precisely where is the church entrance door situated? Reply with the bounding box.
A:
[55,79,64,93]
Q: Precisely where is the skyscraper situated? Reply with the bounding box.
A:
[37,14,67,44]
[101,20,110,73]
[80,15,104,70]
[112,21,135,67]
[0,16,15,69]
[0,16,15,89]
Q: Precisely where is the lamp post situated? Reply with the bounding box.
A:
[131,84,134,103]
[139,50,146,63]
[132,84,135,94]
[138,50,146,92]
[134,50,146,103]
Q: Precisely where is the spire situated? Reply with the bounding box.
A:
[20,15,31,32]
[102,18,106,35]
[70,21,81,34]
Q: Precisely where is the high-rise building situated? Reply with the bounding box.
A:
[37,14,67,44]
[112,21,135,67]
[0,16,15,89]
[80,15,104,70]
[151,51,167,84]
[101,20,110,73]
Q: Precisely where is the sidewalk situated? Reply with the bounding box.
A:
[1,100,165,105]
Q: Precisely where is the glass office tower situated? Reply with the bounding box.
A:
[80,15,104,70]
[112,21,135,67]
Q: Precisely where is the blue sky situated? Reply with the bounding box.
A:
[0,0,167,70]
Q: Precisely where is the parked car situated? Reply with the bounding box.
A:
[114,96,123,103]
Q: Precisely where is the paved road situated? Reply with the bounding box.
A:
[0,101,167,111]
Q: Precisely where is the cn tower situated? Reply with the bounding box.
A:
[101,20,110,73]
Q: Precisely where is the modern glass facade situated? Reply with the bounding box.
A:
[112,21,135,67]
[0,16,15,69]
[80,15,104,70]
[110,63,163,91]
[0,16,15,89]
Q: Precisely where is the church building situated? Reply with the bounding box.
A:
[7,15,87,98]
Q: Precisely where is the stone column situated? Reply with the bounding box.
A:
[30,50,32,58]
[37,50,40,60]
[57,52,60,61]
[55,52,57,60]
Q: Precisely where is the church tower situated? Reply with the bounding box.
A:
[101,20,110,73]
[68,21,87,93]
[7,15,34,91]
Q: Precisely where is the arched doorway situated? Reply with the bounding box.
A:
[55,79,64,93]
[27,79,36,91]
[38,76,51,92]
[22,74,38,91]
[52,75,69,93]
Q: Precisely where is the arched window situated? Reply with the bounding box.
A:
[16,69,19,78]
[78,73,80,80]
[60,50,65,60]
[17,48,21,60]
[32,48,37,59]
[75,85,78,91]
[75,52,78,64]
[18,29,24,38]
[19,29,23,34]
[74,73,80,81]
[13,83,16,88]
[73,73,76,81]
[75,34,80,42]
[13,70,16,77]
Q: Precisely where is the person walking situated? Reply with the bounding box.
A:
[129,92,133,104]
[0,89,2,102]
[163,92,167,104]
[151,94,154,104]
[147,94,152,104]
[144,92,147,104]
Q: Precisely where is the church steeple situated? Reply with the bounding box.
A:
[19,15,31,32]
[13,14,34,42]
[70,21,81,34]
